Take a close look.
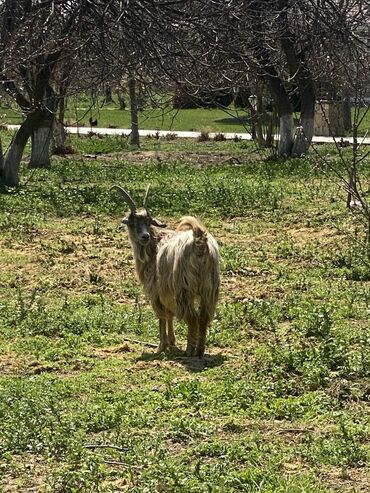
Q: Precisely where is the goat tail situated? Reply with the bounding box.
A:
[176,216,208,249]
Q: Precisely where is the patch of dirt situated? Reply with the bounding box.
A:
[0,353,25,376]
[93,343,134,358]
[318,465,370,492]
[2,454,48,493]
[0,353,93,377]
[0,224,138,303]
[80,149,247,167]
[287,226,343,247]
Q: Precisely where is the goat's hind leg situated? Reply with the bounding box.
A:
[196,305,211,358]
[176,290,198,356]
[185,313,199,357]
[157,318,168,353]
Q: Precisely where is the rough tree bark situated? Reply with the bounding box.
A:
[342,93,352,132]
[29,85,57,168]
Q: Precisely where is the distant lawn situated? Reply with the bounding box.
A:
[1,95,369,136]
[0,100,252,134]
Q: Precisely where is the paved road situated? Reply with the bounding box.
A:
[5,124,370,145]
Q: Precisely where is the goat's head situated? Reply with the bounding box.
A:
[112,185,166,245]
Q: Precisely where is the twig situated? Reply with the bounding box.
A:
[84,443,130,452]
[103,460,144,470]
[121,336,158,348]
[275,427,314,435]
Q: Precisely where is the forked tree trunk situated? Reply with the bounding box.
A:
[128,76,140,147]
[261,57,295,155]
[253,29,295,156]
[278,8,315,157]
[1,109,45,187]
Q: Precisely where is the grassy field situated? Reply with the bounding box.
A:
[0,132,369,492]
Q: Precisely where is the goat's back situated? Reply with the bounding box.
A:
[156,216,219,319]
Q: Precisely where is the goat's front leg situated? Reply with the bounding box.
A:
[158,318,168,353]
[167,317,176,347]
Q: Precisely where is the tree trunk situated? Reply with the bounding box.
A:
[255,92,266,146]
[277,6,315,157]
[256,51,295,155]
[29,126,53,168]
[29,85,57,168]
[1,109,45,187]
[2,139,26,186]
[104,83,113,104]
[52,118,66,153]
[117,90,126,110]
[0,137,3,170]
[342,95,352,132]
[291,117,314,157]
[291,86,315,157]
[252,25,295,156]
[278,114,294,156]
[128,76,140,147]
[52,92,67,152]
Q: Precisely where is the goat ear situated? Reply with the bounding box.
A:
[121,217,129,226]
[151,217,167,228]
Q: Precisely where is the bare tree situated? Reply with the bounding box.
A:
[310,1,370,249]
[0,0,122,186]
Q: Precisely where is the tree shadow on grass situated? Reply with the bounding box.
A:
[137,348,227,373]
[214,116,251,126]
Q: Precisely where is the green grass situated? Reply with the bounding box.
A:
[0,134,369,492]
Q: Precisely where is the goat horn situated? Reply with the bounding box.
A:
[143,184,151,209]
[111,185,137,211]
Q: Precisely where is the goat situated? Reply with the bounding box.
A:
[113,185,220,357]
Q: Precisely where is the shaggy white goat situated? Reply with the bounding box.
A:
[113,185,220,357]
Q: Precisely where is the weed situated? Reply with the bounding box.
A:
[214,133,226,141]
[197,130,210,142]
